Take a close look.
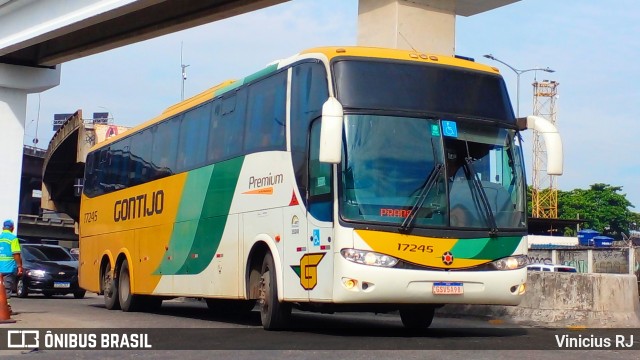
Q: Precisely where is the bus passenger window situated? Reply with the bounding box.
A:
[207,101,224,162]
[308,120,332,222]
[128,129,152,186]
[290,62,329,207]
[220,90,246,159]
[151,117,179,178]
[178,103,211,172]
[244,71,286,154]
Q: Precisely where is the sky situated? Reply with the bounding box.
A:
[24,0,640,210]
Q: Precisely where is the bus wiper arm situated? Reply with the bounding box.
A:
[465,157,499,234]
[399,163,444,233]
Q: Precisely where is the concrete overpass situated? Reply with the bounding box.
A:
[19,145,76,242]
[41,110,90,223]
[0,0,519,228]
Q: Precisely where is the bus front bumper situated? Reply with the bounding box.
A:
[332,254,527,306]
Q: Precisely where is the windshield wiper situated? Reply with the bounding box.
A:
[464,157,499,234]
[399,163,444,233]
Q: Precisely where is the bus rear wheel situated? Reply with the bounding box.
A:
[259,252,291,330]
[103,261,120,310]
[118,259,142,312]
[399,305,435,329]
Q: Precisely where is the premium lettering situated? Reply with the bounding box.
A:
[248,173,283,189]
[114,190,164,222]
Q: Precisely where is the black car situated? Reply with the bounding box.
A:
[16,244,86,299]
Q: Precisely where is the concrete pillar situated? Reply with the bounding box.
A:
[357,0,519,55]
[0,63,60,232]
[358,0,455,54]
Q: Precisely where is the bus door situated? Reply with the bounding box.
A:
[303,119,334,301]
[282,201,308,301]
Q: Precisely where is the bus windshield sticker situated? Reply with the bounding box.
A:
[291,215,300,235]
[430,124,440,137]
[441,120,458,138]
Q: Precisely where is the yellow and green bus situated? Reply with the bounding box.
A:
[79,46,563,330]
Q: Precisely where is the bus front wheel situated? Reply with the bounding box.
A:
[259,252,291,330]
[399,305,435,329]
[103,262,120,310]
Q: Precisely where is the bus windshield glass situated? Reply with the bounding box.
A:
[340,116,526,231]
[341,115,447,228]
[444,124,526,230]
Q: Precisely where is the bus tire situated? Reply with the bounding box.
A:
[259,252,291,330]
[103,261,120,310]
[399,305,435,329]
[118,259,142,312]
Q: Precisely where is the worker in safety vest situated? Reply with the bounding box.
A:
[0,219,23,313]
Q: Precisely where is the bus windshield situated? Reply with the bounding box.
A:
[340,115,526,231]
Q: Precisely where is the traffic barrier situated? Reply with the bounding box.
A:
[436,272,640,327]
[0,273,17,323]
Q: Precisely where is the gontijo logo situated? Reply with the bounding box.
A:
[243,172,283,195]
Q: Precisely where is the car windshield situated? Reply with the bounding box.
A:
[23,245,74,261]
[22,246,47,261]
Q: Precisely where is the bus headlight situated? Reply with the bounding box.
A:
[341,248,398,267]
[490,255,528,270]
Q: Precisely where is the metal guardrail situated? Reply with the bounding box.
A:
[18,214,74,227]
[23,145,46,158]
[44,110,83,172]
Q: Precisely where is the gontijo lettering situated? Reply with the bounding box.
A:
[114,190,164,222]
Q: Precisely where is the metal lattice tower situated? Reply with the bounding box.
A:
[531,80,559,218]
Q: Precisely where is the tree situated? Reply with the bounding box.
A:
[557,183,634,239]
[628,212,640,232]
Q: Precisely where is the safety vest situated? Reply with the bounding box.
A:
[0,230,19,274]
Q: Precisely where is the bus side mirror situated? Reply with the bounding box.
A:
[319,97,343,164]
[517,116,564,175]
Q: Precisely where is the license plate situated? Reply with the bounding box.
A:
[54,282,70,289]
[432,281,463,295]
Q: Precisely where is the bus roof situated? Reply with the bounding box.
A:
[92,46,501,150]
[299,46,500,75]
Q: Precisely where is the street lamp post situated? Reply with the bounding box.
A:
[181,42,189,101]
[483,54,555,117]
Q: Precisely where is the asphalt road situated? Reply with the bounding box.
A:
[0,293,637,359]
